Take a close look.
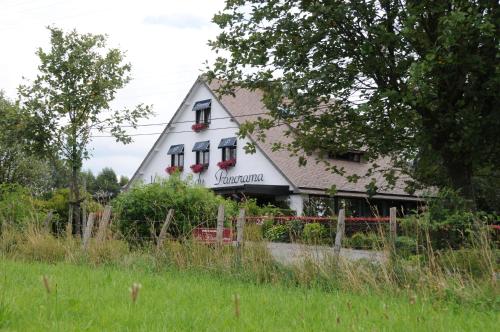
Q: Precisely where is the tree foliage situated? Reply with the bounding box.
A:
[0,92,53,194]
[95,167,121,200]
[208,0,499,204]
[113,175,237,241]
[18,27,153,234]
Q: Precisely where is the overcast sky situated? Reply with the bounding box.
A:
[0,0,226,178]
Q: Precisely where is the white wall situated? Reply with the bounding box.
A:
[136,82,294,191]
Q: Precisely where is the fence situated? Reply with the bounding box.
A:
[189,205,398,253]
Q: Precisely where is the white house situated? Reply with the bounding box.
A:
[128,77,423,216]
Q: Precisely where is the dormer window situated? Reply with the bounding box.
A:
[166,144,184,174]
[217,137,237,169]
[192,99,211,132]
[328,151,363,162]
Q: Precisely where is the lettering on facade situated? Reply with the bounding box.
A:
[214,169,264,185]
[195,176,205,185]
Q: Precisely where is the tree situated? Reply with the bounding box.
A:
[119,175,129,188]
[19,27,152,235]
[209,0,499,206]
[0,92,53,194]
[95,167,121,200]
[80,169,97,194]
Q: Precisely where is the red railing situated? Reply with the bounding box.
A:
[237,216,390,224]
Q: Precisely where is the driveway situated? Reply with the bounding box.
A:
[266,242,386,266]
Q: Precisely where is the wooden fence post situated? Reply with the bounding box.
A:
[389,207,397,248]
[334,209,345,256]
[96,205,112,242]
[82,212,95,250]
[43,211,53,232]
[157,209,174,251]
[216,204,225,245]
[236,208,246,247]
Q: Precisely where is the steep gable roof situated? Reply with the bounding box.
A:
[205,79,421,199]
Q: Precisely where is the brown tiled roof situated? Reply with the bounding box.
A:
[206,79,421,199]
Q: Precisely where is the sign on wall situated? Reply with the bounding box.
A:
[214,169,264,186]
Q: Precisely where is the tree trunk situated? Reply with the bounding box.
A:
[71,164,82,236]
[445,159,476,210]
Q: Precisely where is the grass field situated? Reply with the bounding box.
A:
[0,259,498,331]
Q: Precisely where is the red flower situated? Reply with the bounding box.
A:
[190,164,205,173]
[217,159,236,170]
[191,123,208,132]
[165,166,183,175]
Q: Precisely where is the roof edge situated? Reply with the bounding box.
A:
[202,79,299,192]
[125,77,204,190]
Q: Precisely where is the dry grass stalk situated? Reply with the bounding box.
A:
[234,294,240,318]
[129,282,142,304]
[41,275,50,294]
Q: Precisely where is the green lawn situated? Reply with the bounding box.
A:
[0,259,497,331]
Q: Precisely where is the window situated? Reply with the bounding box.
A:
[328,151,363,162]
[218,137,237,161]
[167,144,184,167]
[196,150,210,165]
[193,99,211,124]
[171,153,184,167]
[192,141,210,166]
[222,146,237,161]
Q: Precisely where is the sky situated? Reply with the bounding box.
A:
[0,0,226,178]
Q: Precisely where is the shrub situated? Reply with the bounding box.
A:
[347,232,382,249]
[400,188,499,249]
[240,199,283,216]
[348,233,367,249]
[264,224,289,242]
[41,188,102,234]
[0,184,44,230]
[113,175,237,241]
[302,223,327,244]
[287,219,303,241]
[261,219,275,237]
[395,236,417,258]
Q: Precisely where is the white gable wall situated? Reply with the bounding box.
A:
[135,82,293,191]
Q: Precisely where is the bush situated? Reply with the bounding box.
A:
[348,233,366,249]
[240,199,283,216]
[113,175,237,241]
[302,223,327,244]
[402,188,499,249]
[264,224,289,242]
[0,184,45,230]
[41,188,102,234]
[288,219,303,241]
[395,236,417,258]
[347,232,382,249]
[261,219,275,237]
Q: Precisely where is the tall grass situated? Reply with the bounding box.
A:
[0,215,497,310]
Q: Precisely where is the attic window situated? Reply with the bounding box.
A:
[193,99,211,125]
[328,151,363,162]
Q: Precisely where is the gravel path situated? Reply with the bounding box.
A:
[266,242,386,266]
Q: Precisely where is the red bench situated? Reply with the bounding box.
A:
[192,227,233,244]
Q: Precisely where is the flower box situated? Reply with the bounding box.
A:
[191,123,208,132]
[165,166,183,175]
[217,159,236,170]
[190,163,205,173]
